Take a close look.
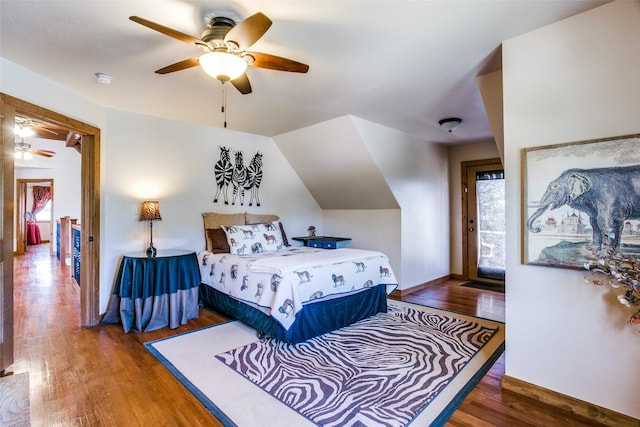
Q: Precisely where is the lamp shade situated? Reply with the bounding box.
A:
[139,201,162,221]
[199,52,247,82]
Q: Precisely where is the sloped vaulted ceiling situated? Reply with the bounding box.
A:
[0,1,610,143]
[274,116,399,210]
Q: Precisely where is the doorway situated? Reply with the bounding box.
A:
[16,179,54,255]
[1,93,101,374]
[462,158,505,285]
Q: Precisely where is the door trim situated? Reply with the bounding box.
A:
[1,93,101,327]
[1,98,16,373]
[461,158,503,283]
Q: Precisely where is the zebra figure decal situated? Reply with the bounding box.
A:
[231,150,247,205]
[245,152,263,207]
[213,146,233,204]
[213,148,264,205]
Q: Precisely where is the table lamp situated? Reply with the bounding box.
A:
[139,200,162,257]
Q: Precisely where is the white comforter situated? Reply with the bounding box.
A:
[198,246,397,330]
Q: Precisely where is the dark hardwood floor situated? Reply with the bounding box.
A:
[9,244,606,426]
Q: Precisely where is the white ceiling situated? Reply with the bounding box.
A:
[0,0,609,144]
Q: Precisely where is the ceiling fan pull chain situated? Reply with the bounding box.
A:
[221,83,228,128]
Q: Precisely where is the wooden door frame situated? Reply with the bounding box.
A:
[16,179,54,255]
[1,93,101,328]
[16,180,27,255]
[1,96,16,372]
[461,158,503,282]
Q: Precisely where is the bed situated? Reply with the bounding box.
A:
[198,212,398,343]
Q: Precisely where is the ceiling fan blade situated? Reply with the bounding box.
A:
[230,73,252,94]
[32,149,56,158]
[30,128,65,141]
[155,57,200,74]
[246,52,309,73]
[129,16,204,48]
[36,126,59,136]
[224,12,272,50]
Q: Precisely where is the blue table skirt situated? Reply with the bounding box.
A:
[102,251,200,333]
[103,288,198,333]
[115,251,200,299]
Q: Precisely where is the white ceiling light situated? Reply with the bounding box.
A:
[14,123,35,137]
[199,52,247,82]
[439,117,462,133]
[15,140,33,160]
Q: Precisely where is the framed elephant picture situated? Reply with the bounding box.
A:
[522,133,640,269]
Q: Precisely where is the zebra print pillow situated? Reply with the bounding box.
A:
[222,222,285,255]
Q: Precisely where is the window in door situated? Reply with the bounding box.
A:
[475,169,505,281]
[464,160,505,284]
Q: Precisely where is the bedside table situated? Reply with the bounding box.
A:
[292,236,351,249]
[102,249,200,332]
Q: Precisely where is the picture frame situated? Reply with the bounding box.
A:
[521,134,640,269]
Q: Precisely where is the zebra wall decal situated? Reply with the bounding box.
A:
[213,146,233,204]
[231,150,247,205]
[245,152,263,207]
[213,148,264,205]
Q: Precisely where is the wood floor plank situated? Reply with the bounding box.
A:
[10,244,610,426]
[0,372,31,426]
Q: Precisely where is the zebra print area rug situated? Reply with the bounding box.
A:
[146,301,504,427]
[216,304,498,427]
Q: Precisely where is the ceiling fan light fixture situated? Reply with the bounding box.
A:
[15,140,33,160]
[199,51,247,82]
[439,117,462,133]
[14,124,35,137]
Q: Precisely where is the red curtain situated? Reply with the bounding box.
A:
[31,186,51,218]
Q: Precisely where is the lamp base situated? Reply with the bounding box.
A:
[146,245,157,258]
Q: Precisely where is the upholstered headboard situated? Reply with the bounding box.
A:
[202,212,246,230]
[201,212,282,252]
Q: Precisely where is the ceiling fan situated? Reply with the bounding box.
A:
[15,116,67,141]
[15,139,56,159]
[130,11,309,94]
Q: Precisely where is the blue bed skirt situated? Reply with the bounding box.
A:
[198,284,388,344]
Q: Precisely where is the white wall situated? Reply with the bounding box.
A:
[275,115,450,290]
[102,108,321,308]
[448,141,500,276]
[2,58,321,313]
[352,117,450,289]
[503,0,640,418]
[322,208,401,277]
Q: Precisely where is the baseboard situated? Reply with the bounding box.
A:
[450,273,466,281]
[389,274,452,298]
[501,374,639,426]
